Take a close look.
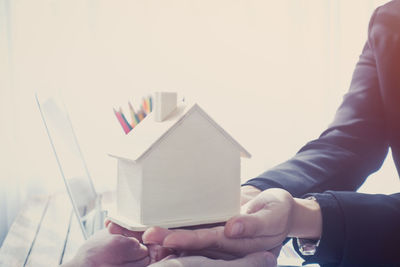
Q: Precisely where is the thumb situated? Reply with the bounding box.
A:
[225,208,274,238]
[225,190,289,238]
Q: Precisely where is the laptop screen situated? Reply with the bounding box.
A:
[36,92,101,238]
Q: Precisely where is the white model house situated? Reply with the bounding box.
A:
[108,92,251,230]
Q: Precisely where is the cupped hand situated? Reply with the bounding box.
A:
[61,228,150,267]
[106,221,174,264]
[143,188,294,257]
[226,188,294,240]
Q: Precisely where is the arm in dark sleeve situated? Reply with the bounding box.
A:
[244,5,390,198]
[294,191,400,266]
[245,3,400,265]
[295,3,400,265]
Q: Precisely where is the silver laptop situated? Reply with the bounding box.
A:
[36,92,107,239]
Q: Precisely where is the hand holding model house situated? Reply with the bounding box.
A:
[108,92,251,231]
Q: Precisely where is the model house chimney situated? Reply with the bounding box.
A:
[154,92,177,122]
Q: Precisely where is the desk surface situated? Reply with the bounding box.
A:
[0,193,314,267]
[0,193,84,266]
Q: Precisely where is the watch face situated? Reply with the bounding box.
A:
[297,238,320,256]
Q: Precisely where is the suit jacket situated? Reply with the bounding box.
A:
[244,1,400,266]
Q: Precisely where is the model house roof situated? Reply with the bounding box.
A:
[110,102,251,162]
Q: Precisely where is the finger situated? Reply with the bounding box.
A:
[240,197,251,206]
[178,249,237,260]
[108,222,144,241]
[142,221,224,245]
[225,209,283,238]
[163,227,282,256]
[143,227,173,245]
[226,191,290,238]
[162,226,225,250]
[106,235,149,262]
[240,186,261,206]
[147,244,175,264]
[241,194,268,214]
[241,188,292,215]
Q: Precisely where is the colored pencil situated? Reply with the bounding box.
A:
[145,97,151,113]
[119,107,133,131]
[128,101,139,126]
[114,108,131,134]
[134,112,140,124]
[137,109,144,121]
[142,98,148,115]
[149,96,153,112]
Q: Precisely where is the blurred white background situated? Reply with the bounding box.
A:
[1,0,398,245]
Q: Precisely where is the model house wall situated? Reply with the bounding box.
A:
[117,159,142,224]
[140,109,241,225]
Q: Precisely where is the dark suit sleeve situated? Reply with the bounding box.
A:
[297,191,400,266]
[244,1,400,266]
[244,6,389,197]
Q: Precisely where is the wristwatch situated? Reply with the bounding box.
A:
[297,237,320,256]
[297,196,320,256]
